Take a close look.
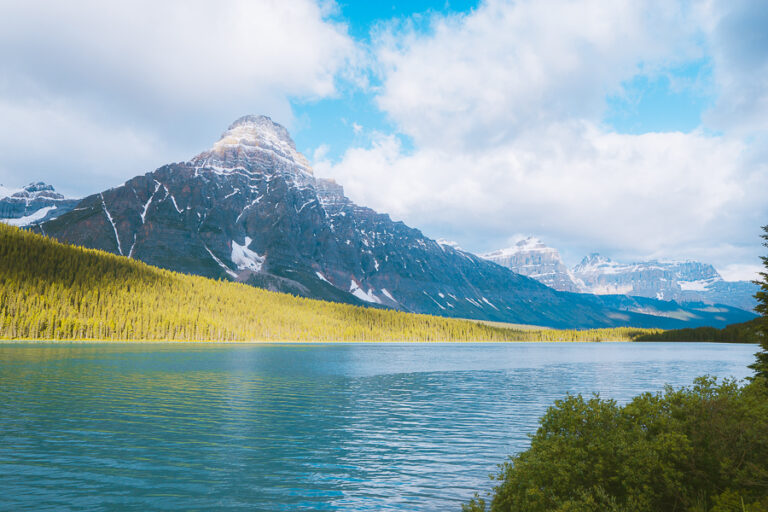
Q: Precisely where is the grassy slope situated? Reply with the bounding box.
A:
[0,224,659,342]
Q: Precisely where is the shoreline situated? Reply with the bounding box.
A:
[0,338,633,344]
[1,339,757,345]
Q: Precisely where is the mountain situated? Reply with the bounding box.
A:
[482,237,582,293]
[482,239,757,312]
[0,182,78,227]
[1,222,558,342]
[37,115,755,329]
[572,254,758,311]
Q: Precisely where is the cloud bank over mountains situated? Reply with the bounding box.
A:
[0,0,356,194]
[317,0,768,280]
[0,0,766,279]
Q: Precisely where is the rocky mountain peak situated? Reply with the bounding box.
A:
[7,182,69,201]
[22,182,56,194]
[481,237,556,260]
[516,237,553,254]
[216,115,293,149]
[193,114,313,177]
[0,181,78,227]
[481,237,583,293]
[575,253,612,269]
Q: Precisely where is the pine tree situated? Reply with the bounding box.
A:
[748,225,768,381]
[0,223,661,343]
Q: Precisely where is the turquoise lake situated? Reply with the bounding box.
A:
[0,342,758,511]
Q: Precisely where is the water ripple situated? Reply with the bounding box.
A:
[0,342,756,511]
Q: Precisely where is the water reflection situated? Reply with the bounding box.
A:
[0,342,756,511]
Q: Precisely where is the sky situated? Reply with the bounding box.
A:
[0,0,766,280]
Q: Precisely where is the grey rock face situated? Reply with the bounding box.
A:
[484,238,757,312]
[0,182,79,226]
[482,238,583,293]
[37,116,756,329]
[571,254,758,311]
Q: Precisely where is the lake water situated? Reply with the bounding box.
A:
[0,342,757,511]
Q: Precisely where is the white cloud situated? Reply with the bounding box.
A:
[702,0,768,135]
[315,0,768,275]
[374,0,698,149]
[719,264,763,282]
[0,0,356,192]
[0,96,171,197]
[0,0,354,107]
[318,123,762,255]
[312,143,331,162]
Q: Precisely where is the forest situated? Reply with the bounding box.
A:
[0,224,658,342]
[634,317,763,342]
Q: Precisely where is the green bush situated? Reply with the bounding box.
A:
[465,377,768,512]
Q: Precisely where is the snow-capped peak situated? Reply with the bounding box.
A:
[575,253,611,267]
[0,182,78,227]
[206,115,312,173]
[0,182,70,201]
[481,237,555,259]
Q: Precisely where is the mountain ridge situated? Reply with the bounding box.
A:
[482,238,758,311]
[36,115,756,329]
[0,182,79,227]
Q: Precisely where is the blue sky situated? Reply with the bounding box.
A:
[0,0,766,279]
[293,3,716,161]
[292,11,717,163]
[603,59,716,135]
[291,0,483,162]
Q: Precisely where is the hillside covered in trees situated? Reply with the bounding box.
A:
[0,224,659,342]
[634,317,764,342]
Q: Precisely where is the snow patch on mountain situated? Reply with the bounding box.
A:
[350,279,382,304]
[231,237,265,272]
[380,288,397,303]
[679,280,713,292]
[205,245,238,278]
[3,206,57,227]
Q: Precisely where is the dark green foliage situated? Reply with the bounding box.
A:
[464,377,768,512]
[465,225,768,511]
[634,318,763,343]
[749,225,768,380]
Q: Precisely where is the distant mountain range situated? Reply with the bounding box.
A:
[482,237,758,312]
[0,182,78,227]
[22,115,755,329]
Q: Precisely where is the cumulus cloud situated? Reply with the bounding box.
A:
[316,0,768,274]
[317,123,764,258]
[0,97,162,196]
[0,0,356,193]
[702,0,768,135]
[374,0,699,149]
